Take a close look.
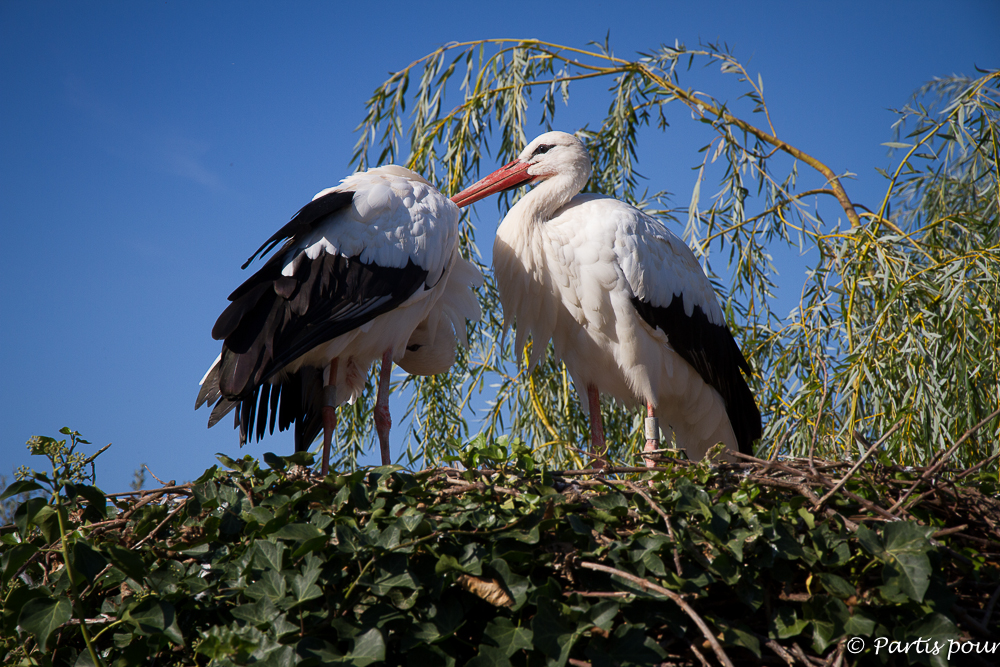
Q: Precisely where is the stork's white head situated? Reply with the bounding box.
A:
[451,131,592,208]
[516,131,592,188]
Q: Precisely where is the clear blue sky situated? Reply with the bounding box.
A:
[2,1,997,493]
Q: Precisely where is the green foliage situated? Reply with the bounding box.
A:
[2,430,998,665]
[339,40,1000,468]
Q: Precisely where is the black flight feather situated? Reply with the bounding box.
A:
[201,186,432,451]
[629,293,762,454]
[216,252,429,398]
[241,190,355,269]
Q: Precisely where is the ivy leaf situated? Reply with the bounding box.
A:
[803,596,849,652]
[272,522,324,542]
[18,596,72,650]
[290,554,323,604]
[246,570,287,602]
[855,524,884,557]
[469,617,533,666]
[231,597,279,628]
[588,600,619,631]
[405,600,464,645]
[906,613,960,667]
[487,617,533,655]
[814,573,855,599]
[710,616,761,657]
[62,483,107,509]
[609,624,669,664]
[856,522,933,602]
[0,480,43,500]
[772,606,808,639]
[262,452,287,471]
[883,552,931,602]
[126,599,184,644]
[102,544,146,583]
[346,628,385,666]
[532,597,581,664]
[843,609,876,637]
[2,543,38,585]
[252,539,286,571]
[70,541,108,584]
[75,646,100,666]
[490,558,530,610]
[295,637,344,662]
[13,497,50,539]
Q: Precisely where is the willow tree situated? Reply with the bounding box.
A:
[331,39,999,470]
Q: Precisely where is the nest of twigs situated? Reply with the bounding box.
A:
[3,441,999,667]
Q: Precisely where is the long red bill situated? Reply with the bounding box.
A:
[451,160,534,208]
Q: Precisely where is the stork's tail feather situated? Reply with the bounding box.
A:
[727,372,762,455]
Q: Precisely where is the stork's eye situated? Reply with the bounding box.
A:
[531,144,553,158]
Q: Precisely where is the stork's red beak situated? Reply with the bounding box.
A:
[451,160,534,207]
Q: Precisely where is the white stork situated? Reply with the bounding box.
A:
[451,131,760,466]
[196,166,482,474]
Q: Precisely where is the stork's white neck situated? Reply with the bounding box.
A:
[506,167,590,229]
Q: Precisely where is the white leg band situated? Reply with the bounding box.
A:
[324,385,338,407]
[644,416,660,442]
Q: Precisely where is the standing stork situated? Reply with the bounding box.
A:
[451,131,760,466]
[196,166,482,475]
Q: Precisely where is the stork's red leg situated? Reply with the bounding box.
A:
[587,384,606,470]
[643,401,659,468]
[321,358,339,476]
[374,350,393,466]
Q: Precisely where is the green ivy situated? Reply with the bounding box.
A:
[1,431,998,666]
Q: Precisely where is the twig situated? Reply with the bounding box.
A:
[953,604,998,640]
[790,643,815,666]
[119,487,186,522]
[824,641,845,667]
[688,642,712,667]
[809,358,830,476]
[143,465,173,487]
[814,421,903,508]
[63,614,115,626]
[563,590,633,599]
[617,480,670,524]
[578,561,734,667]
[765,639,797,666]
[549,465,685,477]
[104,484,193,498]
[888,407,1000,516]
[232,479,254,508]
[951,452,1000,483]
[931,525,969,539]
[611,479,685,575]
[132,498,189,549]
[983,582,1000,629]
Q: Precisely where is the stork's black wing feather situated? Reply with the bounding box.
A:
[630,294,761,454]
[210,253,428,448]
[240,190,355,270]
[216,251,428,400]
[201,186,431,450]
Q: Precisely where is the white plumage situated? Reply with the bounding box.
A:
[197,165,482,473]
[452,131,759,465]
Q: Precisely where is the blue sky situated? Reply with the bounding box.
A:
[2,1,997,493]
